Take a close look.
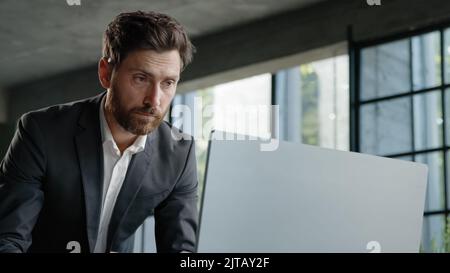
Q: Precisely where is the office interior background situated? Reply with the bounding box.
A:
[0,0,450,252]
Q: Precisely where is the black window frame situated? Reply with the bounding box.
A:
[349,23,450,221]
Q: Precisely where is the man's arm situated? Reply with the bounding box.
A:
[154,139,198,253]
[0,113,46,253]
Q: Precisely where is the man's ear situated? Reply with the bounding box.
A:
[98,58,113,89]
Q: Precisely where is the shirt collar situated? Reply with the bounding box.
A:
[99,95,147,156]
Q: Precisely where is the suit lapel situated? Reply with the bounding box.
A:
[74,92,105,253]
[107,133,156,251]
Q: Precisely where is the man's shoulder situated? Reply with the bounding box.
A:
[153,121,195,154]
[20,93,103,125]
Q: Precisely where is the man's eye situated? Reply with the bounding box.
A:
[134,76,147,82]
[164,81,175,87]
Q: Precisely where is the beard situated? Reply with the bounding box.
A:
[107,87,167,135]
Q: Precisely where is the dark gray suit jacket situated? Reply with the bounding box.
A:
[0,92,198,253]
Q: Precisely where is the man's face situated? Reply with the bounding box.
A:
[105,49,181,135]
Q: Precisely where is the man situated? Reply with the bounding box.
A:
[0,11,198,253]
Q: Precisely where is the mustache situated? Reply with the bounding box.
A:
[133,106,162,118]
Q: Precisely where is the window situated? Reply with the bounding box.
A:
[354,29,450,252]
[275,55,349,151]
[172,74,272,200]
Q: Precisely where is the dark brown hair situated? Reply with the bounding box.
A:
[102,11,195,70]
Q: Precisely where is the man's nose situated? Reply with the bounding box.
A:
[144,84,161,107]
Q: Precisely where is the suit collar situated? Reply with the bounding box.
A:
[75,91,106,252]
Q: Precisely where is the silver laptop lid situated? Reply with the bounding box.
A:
[197,131,428,253]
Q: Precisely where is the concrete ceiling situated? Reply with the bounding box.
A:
[0,0,326,88]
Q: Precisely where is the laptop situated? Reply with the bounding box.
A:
[196,131,428,253]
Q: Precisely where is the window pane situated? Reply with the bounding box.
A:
[276,55,349,151]
[360,97,412,156]
[360,39,411,101]
[444,88,450,145]
[421,214,446,253]
[412,32,441,90]
[446,152,450,210]
[191,89,215,202]
[415,152,445,212]
[301,56,349,150]
[211,74,272,138]
[444,28,450,84]
[413,91,443,150]
[171,74,272,206]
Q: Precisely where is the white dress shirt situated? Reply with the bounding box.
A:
[93,96,147,253]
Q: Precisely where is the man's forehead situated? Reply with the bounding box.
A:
[129,68,180,81]
[124,49,181,74]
